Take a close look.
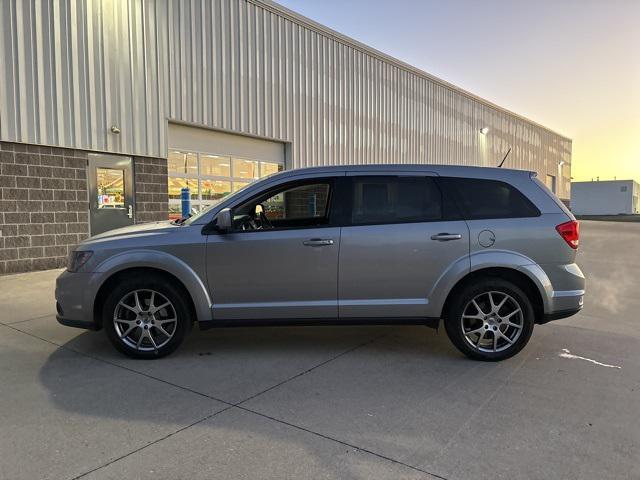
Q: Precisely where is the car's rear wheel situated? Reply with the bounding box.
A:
[444,278,534,361]
[103,277,190,359]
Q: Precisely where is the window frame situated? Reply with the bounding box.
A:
[224,177,339,234]
[343,175,449,227]
[436,176,541,221]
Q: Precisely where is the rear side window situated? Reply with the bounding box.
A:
[350,176,442,225]
[438,177,540,220]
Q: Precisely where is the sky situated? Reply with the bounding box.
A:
[276,0,640,182]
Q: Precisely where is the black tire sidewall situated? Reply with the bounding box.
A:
[103,276,190,359]
[444,278,534,361]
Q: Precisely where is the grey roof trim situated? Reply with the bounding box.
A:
[262,164,535,181]
[253,0,571,142]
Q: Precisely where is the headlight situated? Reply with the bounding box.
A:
[67,250,93,272]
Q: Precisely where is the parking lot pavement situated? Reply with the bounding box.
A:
[0,220,638,480]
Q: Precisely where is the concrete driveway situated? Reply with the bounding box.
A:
[1,220,638,480]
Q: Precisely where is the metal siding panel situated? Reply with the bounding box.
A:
[115,0,130,154]
[14,0,31,142]
[0,0,571,198]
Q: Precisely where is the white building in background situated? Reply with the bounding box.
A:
[571,180,640,215]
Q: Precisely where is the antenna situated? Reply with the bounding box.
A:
[498,147,512,168]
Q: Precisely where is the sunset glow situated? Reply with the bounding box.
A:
[278,0,640,182]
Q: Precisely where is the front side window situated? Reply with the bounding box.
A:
[350,176,442,225]
[232,181,332,231]
[439,177,540,220]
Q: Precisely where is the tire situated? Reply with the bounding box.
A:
[103,275,191,359]
[444,277,534,361]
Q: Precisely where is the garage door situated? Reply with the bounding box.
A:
[167,123,285,219]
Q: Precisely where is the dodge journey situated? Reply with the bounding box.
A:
[56,165,585,361]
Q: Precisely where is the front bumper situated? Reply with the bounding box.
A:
[56,315,100,330]
[55,270,99,330]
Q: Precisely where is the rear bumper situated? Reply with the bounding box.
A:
[550,288,585,312]
[538,289,584,324]
[539,307,583,324]
[530,261,585,322]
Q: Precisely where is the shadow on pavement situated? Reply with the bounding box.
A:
[34,324,470,479]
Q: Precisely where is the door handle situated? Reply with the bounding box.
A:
[303,238,334,247]
[127,205,133,219]
[430,233,462,241]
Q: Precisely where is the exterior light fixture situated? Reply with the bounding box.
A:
[480,127,489,135]
[559,160,565,166]
[110,125,121,134]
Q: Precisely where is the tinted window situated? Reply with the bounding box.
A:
[350,176,442,225]
[439,177,539,219]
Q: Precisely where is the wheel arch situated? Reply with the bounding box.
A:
[93,267,197,328]
[89,251,212,329]
[440,267,546,323]
[93,266,201,329]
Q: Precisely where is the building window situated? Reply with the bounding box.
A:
[232,158,259,180]
[621,186,627,192]
[167,150,283,219]
[96,168,126,209]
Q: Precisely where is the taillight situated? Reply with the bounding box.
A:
[556,220,579,249]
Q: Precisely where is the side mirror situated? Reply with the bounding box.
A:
[215,208,232,232]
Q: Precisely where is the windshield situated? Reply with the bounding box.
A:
[182,181,255,225]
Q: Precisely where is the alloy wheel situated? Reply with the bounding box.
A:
[113,289,178,351]
[460,291,524,353]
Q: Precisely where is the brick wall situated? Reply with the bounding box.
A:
[0,142,89,274]
[0,143,169,275]
[134,158,168,223]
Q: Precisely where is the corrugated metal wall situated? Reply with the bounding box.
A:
[0,0,572,199]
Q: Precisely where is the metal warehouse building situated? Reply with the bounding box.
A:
[0,0,572,274]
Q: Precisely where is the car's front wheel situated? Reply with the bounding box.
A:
[444,278,535,361]
[103,276,190,359]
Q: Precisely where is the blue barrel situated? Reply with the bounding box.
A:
[181,187,191,218]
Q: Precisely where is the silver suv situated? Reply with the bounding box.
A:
[56,165,585,361]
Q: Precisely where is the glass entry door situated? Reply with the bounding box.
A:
[88,154,134,235]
